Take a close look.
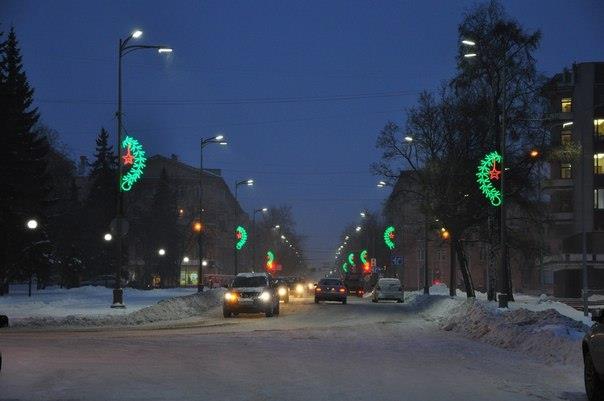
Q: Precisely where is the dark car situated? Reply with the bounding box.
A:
[223,273,280,318]
[584,309,604,400]
[314,278,347,304]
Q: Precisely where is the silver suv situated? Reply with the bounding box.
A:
[223,273,280,318]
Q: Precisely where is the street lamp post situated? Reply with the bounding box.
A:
[252,207,268,272]
[113,30,172,308]
[198,135,228,292]
[233,178,254,275]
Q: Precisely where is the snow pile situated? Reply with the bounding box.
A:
[439,299,589,365]
[10,288,226,328]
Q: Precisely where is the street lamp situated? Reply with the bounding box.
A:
[235,178,255,200]
[252,207,269,271]
[104,233,113,242]
[197,134,229,292]
[183,256,190,263]
[158,248,166,256]
[26,219,38,230]
[377,181,386,188]
[355,226,362,232]
[404,136,414,142]
[113,29,173,309]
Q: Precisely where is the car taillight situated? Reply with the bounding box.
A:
[339,288,346,293]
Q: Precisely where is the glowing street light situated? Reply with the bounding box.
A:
[104,233,113,242]
[377,181,386,188]
[404,136,413,142]
[158,248,166,256]
[157,47,173,53]
[26,219,38,230]
[132,30,143,39]
[461,39,475,46]
[355,226,362,232]
[183,256,190,263]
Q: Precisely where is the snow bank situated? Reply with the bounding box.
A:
[10,288,226,328]
[402,286,590,365]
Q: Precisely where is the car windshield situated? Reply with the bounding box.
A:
[319,279,341,286]
[232,276,267,288]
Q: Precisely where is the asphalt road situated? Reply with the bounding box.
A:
[0,296,586,401]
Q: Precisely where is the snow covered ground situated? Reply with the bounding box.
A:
[0,296,587,401]
[0,284,197,322]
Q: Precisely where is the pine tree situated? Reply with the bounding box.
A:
[0,26,50,294]
[81,128,117,277]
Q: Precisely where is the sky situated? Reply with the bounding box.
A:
[2,0,603,268]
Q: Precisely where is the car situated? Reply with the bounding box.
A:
[274,278,290,303]
[372,278,404,303]
[291,279,308,298]
[314,278,347,304]
[584,309,604,400]
[223,273,280,318]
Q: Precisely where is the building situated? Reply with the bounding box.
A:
[542,62,604,297]
[125,154,249,286]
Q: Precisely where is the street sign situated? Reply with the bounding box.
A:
[370,258,377,268]
[391,255,403,266]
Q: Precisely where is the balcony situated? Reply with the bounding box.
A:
[542,178,574,190]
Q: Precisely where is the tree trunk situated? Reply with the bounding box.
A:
[449,241,456,297]
[454,239,475,298]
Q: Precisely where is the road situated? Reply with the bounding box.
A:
[0,296,586,401]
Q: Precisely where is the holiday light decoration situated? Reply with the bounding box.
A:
[342,262,349,273]
[266,250,275,270]
[120,136,147,192]
[384,226,395,250]
[360,249,370,272]
[235,226,248,250]
[347,252,355,267]
[476,151,502,207]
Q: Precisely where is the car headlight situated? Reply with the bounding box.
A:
[259,291,271,302]
[307,282,314,290]
[224,292,236,301]
[295,284,304,293]
[278,287,287,297]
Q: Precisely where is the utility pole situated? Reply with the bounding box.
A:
[198,139,205,293]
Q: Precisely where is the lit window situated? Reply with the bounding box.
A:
[561,98,572,113]
[595,119,604,138]
[561,130,572,145]
[595,154,604,174]
[595,189,604,210]
[560,163,572,179]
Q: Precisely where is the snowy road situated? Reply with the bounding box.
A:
[0,296,586,401]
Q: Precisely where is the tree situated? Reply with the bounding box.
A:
[134,168,182,288]
[81,128,117,277]
[0,26,50,294]
[374,1,547,298]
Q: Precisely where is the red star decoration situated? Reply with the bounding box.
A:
[489,160,501,180]
[122,146,134,166]
[236,232,242,239]
[389,232,395,239]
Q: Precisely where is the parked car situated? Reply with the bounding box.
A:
[584,309,604,400]
[314,278,347,304]
[223,273,280,318]
[372,278,404,303]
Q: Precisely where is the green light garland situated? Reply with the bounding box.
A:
[384,226,395,250]
[360,249,369,270]
[347,252,355,267]
[120,136,147,192]
[342,262,349,273]
[235,226,248,250]
[266,250,275,270]
[476,151,502,207]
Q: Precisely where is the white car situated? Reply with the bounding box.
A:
[372,278,404,303]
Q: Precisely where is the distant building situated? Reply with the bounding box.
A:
[542,62,604,297]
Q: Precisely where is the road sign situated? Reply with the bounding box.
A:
[391,255,403,266]
[370,258,377,268]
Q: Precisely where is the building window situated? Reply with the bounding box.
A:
[561,98,572,113]
[595,189,604,210]
[417,246,424,262]
[595,154,604,174]
[560,163,572,179]
[561,130,572,145]
[596,119,604,138]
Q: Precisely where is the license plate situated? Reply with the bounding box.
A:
[239,298,254,304]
